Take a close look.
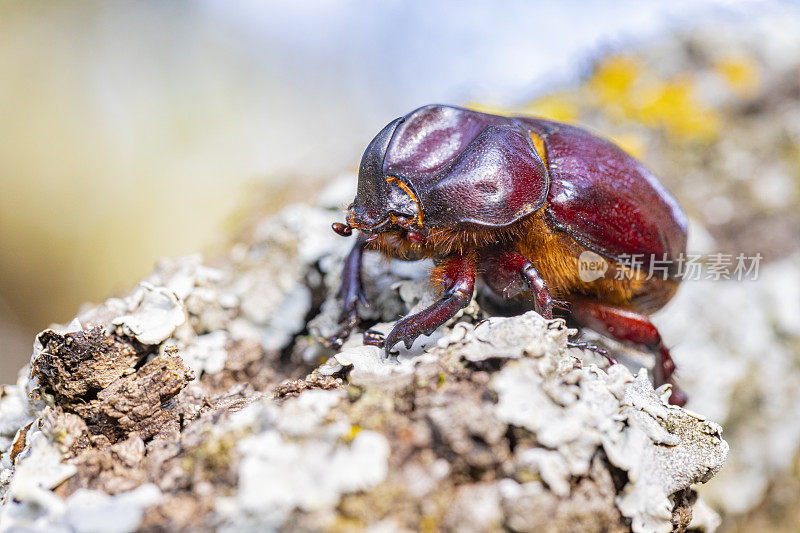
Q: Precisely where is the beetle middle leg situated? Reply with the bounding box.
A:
[569,298,687,406]
[383,252,476,359]
[481,251,553,319]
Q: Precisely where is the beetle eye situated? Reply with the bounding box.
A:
[406,230,425,244]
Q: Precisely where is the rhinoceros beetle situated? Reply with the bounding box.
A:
[331,104,688,405]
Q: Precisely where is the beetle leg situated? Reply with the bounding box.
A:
[329,235,369,349]
[566,341,618,365]
[569,298,686,406]
[383,253,476,359]
[520,261,553,319]
[363,329,385,347]
[482,251,553,319]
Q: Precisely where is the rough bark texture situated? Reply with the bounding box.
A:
[0,197,729,532]
[32,328,149,406]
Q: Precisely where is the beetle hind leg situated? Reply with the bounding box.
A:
[566,341,618,366]
[569,298,686,406]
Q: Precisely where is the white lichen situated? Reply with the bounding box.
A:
[63,484,163,533]
[112,283,186,345]
[655,253,800,515]
[218,389,390,529]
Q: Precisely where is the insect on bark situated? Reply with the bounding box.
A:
[331,104,688,406]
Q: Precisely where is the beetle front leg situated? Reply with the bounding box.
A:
[383,253,476,358]
[329,234,368,349]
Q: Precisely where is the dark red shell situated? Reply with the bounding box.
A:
[518,116,688,268]
[351,104,687,269]
[353,105,549,228]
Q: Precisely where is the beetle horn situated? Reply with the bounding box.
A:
[360,117,403,185]
[351,117,404,227]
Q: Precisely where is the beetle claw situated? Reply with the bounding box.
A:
[667,383,687,407]
[327,313,358,351]
[381,345,399,363]
[363,329,385,347]
[383,317,423,359]
[327,335,344,351]
[567,340,617,366]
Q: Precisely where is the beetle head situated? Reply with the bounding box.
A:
[341,116,428,243]
[335,105,550,244]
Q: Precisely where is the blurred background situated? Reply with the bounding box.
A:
[2,0,800,530]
